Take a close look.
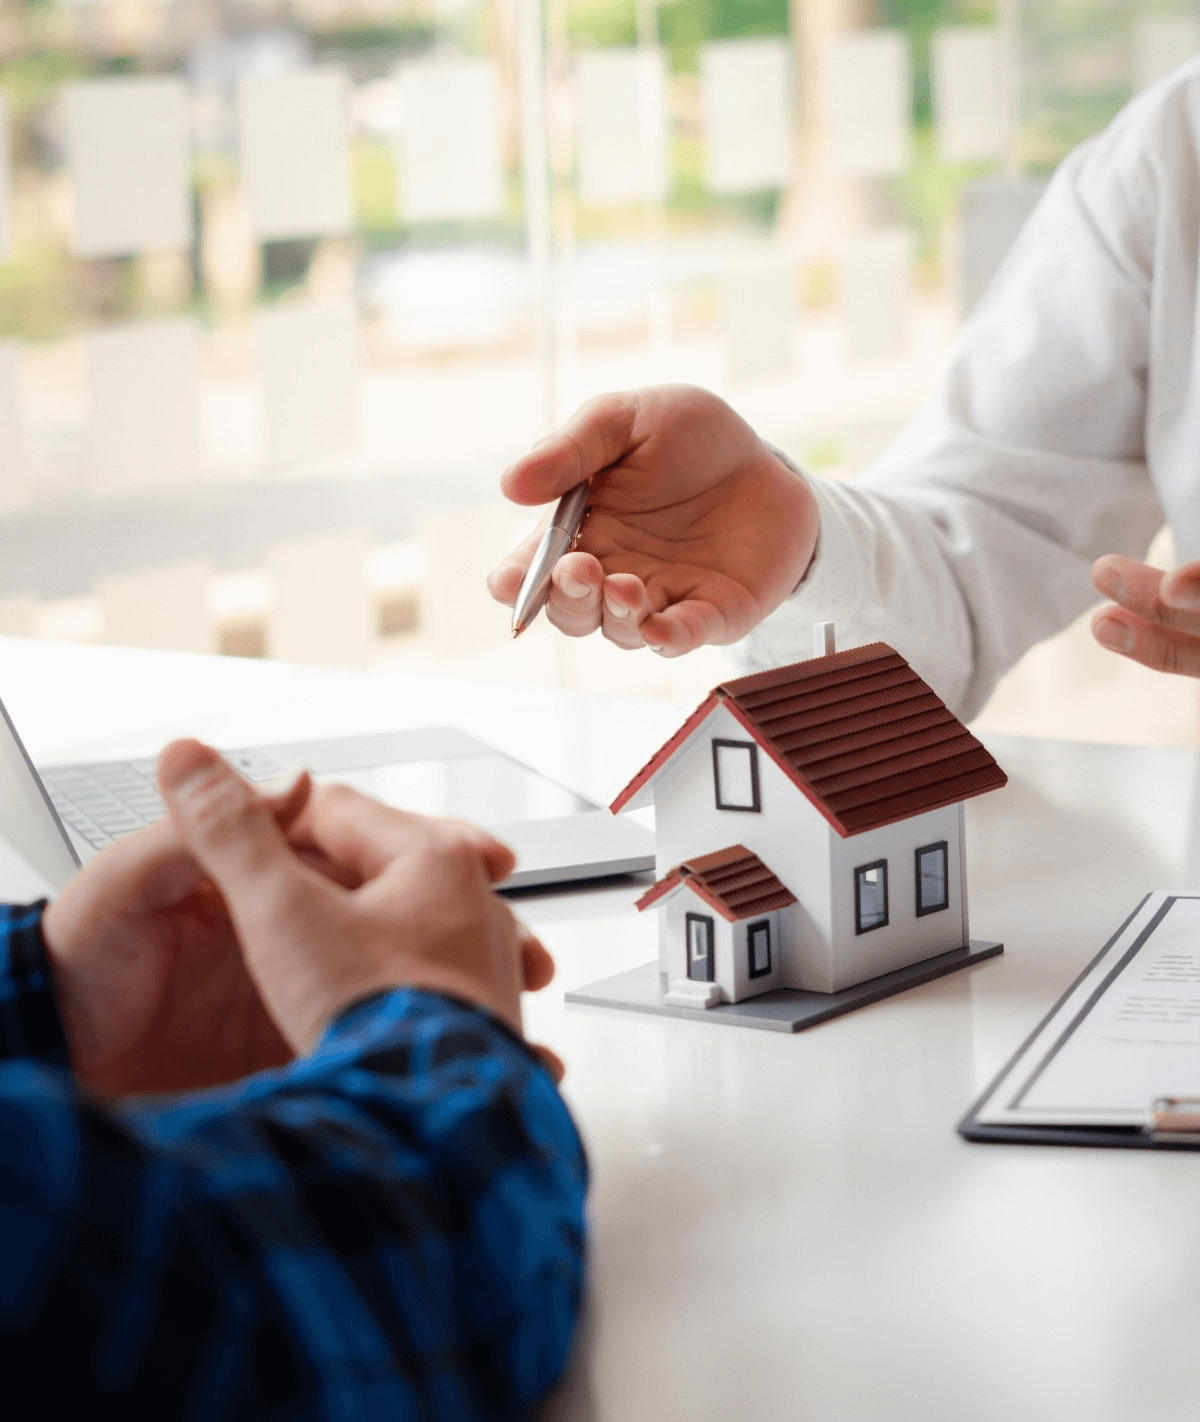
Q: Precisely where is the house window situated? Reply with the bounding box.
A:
[686,913,715,982]
[712,739,761,812]
[855,860,889,934]
[915,841,949,916]
[747,919,772,978]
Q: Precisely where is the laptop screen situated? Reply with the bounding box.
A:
[314,752,593,825]
[0,697,81,894]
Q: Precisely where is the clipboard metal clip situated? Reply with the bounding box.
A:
[1146,1096,1200,1142]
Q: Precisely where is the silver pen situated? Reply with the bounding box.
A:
[511,480,592,637]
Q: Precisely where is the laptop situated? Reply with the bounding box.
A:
[0,700,654,895]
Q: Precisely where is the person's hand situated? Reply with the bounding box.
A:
[41,770,313,1098]
[487,385,820,656]
[158,740,559,1062]
[1091,554,1200,675]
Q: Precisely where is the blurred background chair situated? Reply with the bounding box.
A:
[265,528,376,668]
[97,559,214,655]
[0,592,36,638]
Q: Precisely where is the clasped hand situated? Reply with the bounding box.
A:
[42,740,558,1099]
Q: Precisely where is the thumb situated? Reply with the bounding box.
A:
[499,392,638,505]
[157,740,299,906]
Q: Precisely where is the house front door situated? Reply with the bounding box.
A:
[686,913,715,982]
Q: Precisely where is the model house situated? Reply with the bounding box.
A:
[611,632,1007,1009]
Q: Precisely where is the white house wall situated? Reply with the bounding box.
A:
[656,904,672,988]
[728,908,784,1002]
[827,801,965,991]
[660,889,692,983]
[659,882,785,1004]
[661,886,734,996]
[957,801,970,948]
[714,917,736,1003]
[652,703,837,991]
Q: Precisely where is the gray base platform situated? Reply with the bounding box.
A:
[564,939,1003,1033]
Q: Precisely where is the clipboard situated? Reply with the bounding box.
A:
[959,892,1200,1152]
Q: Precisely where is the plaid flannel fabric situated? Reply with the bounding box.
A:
[0,903,587,1419]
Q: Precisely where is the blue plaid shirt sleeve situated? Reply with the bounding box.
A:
[0,902,588,1420]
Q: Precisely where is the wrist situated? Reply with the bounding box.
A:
[286,939,521,1055]
[763,444,821,595]
[38,896,100,1074]
[328,983,535,1064]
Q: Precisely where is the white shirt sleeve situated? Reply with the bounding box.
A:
[742,86,1171,722]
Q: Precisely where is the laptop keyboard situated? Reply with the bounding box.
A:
[42,749,287,852]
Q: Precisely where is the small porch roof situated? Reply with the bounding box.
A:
[635,845,796,923]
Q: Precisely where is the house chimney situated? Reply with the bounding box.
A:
[812,621,836,658]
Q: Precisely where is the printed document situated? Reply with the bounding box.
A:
[976,892,1200,1128]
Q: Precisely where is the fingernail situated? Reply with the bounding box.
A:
[604,595,632,619]
[1093,564,1126,601]
[560,573,590,600]
[1165,578,1200,610]
[157,741,223,796]
[1093,616,1133,653]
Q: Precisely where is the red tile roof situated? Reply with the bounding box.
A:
[612,642,1007,835]
[635,845,796,921]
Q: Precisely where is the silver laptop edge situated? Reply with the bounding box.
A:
[0,706,653,894]
[0,695,81,893]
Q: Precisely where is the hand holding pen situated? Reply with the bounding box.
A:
[510,481,592,638]
[485,387,820,654]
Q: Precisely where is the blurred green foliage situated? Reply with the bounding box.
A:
[0,248,74,340]
[567,0,638,50]
[878,0,995,123]
[0,0,1149,344]
[568,0,791,70]
[1019,0,1131,173]
[353,140,526,253]
[260,239,317,300]
[2,52,83,118]
[313,21,438,57]
[313,19,441,75]
[659,0,789,70]
[801,435,846,470]
[666,129,780,227]
[353,143,399,236]
[892,122,994,265]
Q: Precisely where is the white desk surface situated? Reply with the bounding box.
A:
[3,637,1200,1422]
